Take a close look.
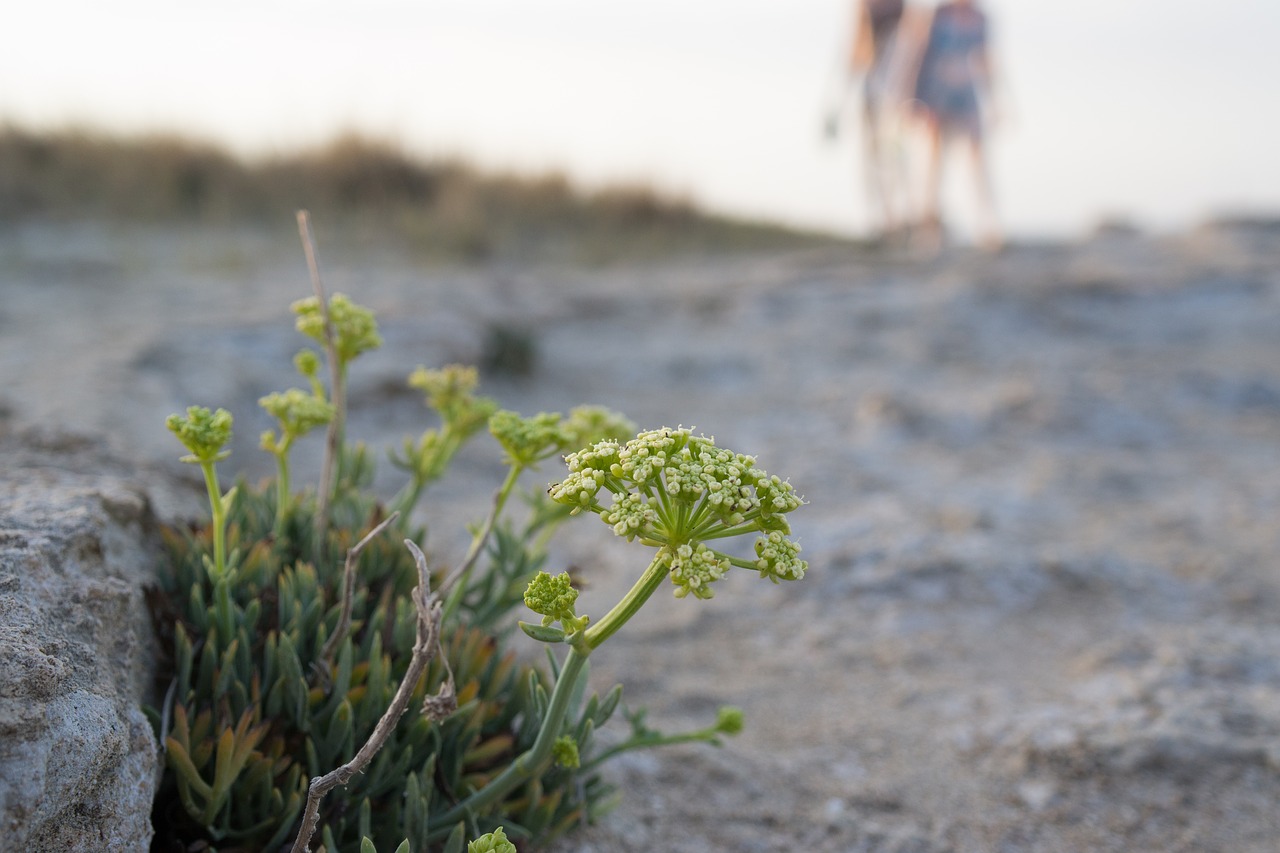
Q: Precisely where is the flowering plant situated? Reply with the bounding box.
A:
[150,216,809,853]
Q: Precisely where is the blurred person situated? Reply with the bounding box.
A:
[904,0,1001,251]
[846,0,911,240]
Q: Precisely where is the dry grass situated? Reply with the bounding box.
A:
[0,125,844,263]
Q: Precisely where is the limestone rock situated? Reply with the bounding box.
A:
[0,427,176,851]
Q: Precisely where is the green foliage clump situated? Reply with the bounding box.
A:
[148,259,807,852]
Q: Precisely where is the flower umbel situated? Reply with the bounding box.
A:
[166,406,235,580]
[715,705,745,735]
[292,292,382,365]
[659,542,731,600]
[552,735,580,769]
[562,404,637,449]
[490,405,636,469]
[549,427,807,599]
[408,364,496,436]
[166,406,233,464]
[259,388,335,453]
[489,410,571,468]
[389,365,498,518]
[467,827,516,853]
[258,388,335,526]
[524,571,589,635]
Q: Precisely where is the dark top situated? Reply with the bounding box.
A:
[867,0,905,50]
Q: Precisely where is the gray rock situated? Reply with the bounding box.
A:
[0,427,175,851]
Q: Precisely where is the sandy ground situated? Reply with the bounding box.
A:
[5,219,1280,851]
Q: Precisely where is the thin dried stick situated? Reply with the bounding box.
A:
[438,475,508,598]
[318,511,400,663]
[289,539,456,853]
[297,210,342,544]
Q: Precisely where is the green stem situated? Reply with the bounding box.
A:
[273,449,292,537]
[386,478,422,522]
[200,460,226,580]
[427,643,591,836]
[440,464,524,622]
[725,554,761,571]
[332,363,349,487]
[388,427,462,522]
[581,726,720,773]
[583,551,668,651]
[213,576,235,654]
[684,496,712,533]
[428,548,670,835]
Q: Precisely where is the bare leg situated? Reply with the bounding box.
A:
[966,134,1002,251]
[917,118,945,253]
[863,102,897,237]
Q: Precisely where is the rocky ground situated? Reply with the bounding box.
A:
[4,219,1280,851]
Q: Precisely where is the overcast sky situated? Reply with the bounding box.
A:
[5,0,1278,239]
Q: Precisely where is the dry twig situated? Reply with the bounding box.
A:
[296,210,342,543]
[318,511,399,663]
[289,539,457,853]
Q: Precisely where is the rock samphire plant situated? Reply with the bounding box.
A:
[148,214,808,852]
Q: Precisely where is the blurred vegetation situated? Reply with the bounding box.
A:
[0,125,844,263]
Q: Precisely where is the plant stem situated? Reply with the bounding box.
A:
[297,210,341,545]
[439,464,524,621]
[213,577,235,654]
[426,643,590,837]
[318,512,399,664]
[386,478,423,522]
[581,724,722,773]
[200,459,226,580]
[427,552,668,834]
[583,551,668,651]
[273,450,291,537]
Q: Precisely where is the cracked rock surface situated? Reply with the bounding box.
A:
[2,220,1279,850]
[0,430,195,851]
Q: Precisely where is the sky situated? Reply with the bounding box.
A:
[5,0,1279,240]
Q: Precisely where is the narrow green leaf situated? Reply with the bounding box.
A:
[214,638,240,700]
[358,796,373,843]
[175,623,194,701]
[442,821,466,853]
[595,684,623,725]
[518,621,566,643]
[164,737,214,802]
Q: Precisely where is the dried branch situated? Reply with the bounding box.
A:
[289,538,456,853]
[438,475,508,598]
[297,210,342,544]
[318,511,400,663]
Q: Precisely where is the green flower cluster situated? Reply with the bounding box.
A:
[292,292,383,364]
[258,388,335,455]
[467,827,516,853]
[165,406,236,579]
[714,706,745,735]
[549,427,806,598]
[523,571,589,635]
[166,406,234,464]
[490,405,637,469]
[560,404,637,451]
[489,410,569,468]
[408,364,496,437]
[391,366,497,508]
[552,735,580,769]
[293,349,326,397]
[658,542,731,600]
